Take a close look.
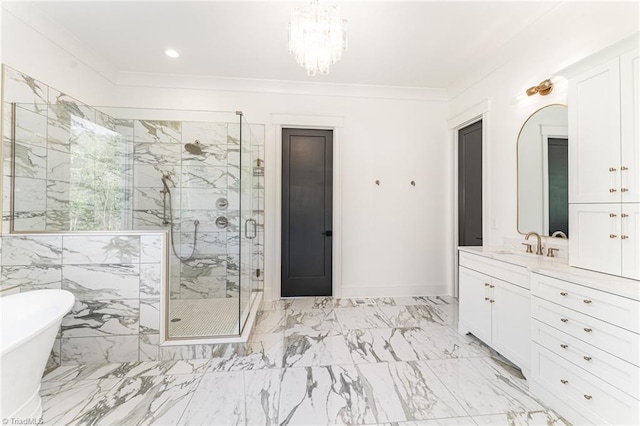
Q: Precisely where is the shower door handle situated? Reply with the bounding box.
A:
[244,219,257,239]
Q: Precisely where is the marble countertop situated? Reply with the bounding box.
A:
[458,246,640,302]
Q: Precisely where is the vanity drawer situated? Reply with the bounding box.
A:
[532,318,640,398]
[531,296,640,366]
[532,343,639,426]
[459,251,529,289]
[531,273,640,333]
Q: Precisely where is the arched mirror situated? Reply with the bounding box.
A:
[517,104,568,237]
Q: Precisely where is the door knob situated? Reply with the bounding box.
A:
[322,230,333,237]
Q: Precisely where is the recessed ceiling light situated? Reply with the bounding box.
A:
[164,49,180,58]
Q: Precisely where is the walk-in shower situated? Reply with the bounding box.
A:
[8,102,265,341]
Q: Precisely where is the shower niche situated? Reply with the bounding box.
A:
[7,101,265,340]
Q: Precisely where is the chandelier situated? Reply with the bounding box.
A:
[288,0,348,76]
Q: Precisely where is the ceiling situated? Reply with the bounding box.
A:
[27,1,573,88]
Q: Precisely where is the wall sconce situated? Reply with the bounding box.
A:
[526,79,554,96]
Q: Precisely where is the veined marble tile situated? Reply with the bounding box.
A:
[426,357,544,416]
[140,299,160,334]
[63,263,139,300]
[182,121,228,145]
[346,328,418,364]
[472,410,569,425]
[62,299,139,338]
[13,105,47,145]
[3,67,48,111]
[134,142,182,165]
[140,263,161,298]
[47,338,62,371]
[285,307,341,332]
[133,186,175,210]
[13,176,46,212]
[61,335,139,365]
[402,327,490,361]
[279,365,375,425]
[45,179,70,211]
[283,330,353,368]
[179,275,227,299]
[132,209,168,229]
[75,373,202,425]
[378,306,424,328]
[47,147,71,182]
[40,378,121,425]
[254,308,286,334]
[181,164,228,188]
[358,361,467,423]
[13,141,47,180]
[407,304,450,327]
[0,235,62,265]
[385,417,478,425]
[181,187,224,210]
[139,334,160,361]
[0,265,62,291]
[180,231,227,256]
[133,163,180,189]
[244,368,281,426]
[134,119,181,143]
[179,371,244,425]
[43,363,124,382]
[227,123,240,144]
[11,212,47,232]
[159,343,215,361]
[62,235,140,264]
[334,306,393,330]
[207,333,283,372]
[141,234,163,263]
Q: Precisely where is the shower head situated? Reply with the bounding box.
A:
[184,140,203,155]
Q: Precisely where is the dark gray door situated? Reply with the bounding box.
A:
[458,121,483,246]
[282,128,333,297]
[548,137,568,237]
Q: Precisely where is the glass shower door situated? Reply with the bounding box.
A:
[239,113,254,329]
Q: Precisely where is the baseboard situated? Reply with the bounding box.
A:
[339,285,449,298]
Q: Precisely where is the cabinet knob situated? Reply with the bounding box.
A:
[560,318,569,323]
[560,344,568,349]
[485,297,490,301]
[610,234,618,239]
[621,188,629,192]
[584,356,592,361]
[560,379,568,385]
[610,188,617,193]
[583,299,592,304]
[622,213,629,218]
[609,167,617,172]
[584,327,593,333]
[560,292,568,296]
[622,235,629,240]
[489,284,495,288]
[610,213,617,217]
[584,394,593,400]
[484,283,490,287]
[490,299,495,303]
[621,166,629,171]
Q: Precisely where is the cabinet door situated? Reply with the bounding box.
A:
[621,204,640,280]
[458,266,492,343]
[621,48,640,202]
[569,58,621,203]
[569,203,621,275]
[491,280,530,373]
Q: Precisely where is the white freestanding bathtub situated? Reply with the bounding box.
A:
[0,289,74,420]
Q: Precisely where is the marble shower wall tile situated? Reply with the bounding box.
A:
[141,234,163,263]
[62,264,140,300]
[0,235,62,265]
[134,120,181,144]
[62,235,140,264]
[61,335,139,365]
[61,299,139,338]
[0,265,62,292]
[140,263,161,298]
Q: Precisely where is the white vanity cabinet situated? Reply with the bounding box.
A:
[458,251,530,375]
[565,37,640,279]
[530,272,640,425]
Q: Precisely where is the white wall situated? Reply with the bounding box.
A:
[1,3,451,300]
[448,1,639,248]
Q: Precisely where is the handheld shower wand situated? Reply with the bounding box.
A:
[160,173,199,262]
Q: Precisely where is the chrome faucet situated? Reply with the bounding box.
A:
[524,231,543,255]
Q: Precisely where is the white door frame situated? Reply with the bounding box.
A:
[271,114,344,300]
[447,100,491,297]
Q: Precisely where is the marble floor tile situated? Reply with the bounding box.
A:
[378,306,423,328]
[402,327,490,360]
[471,410,569,425]
[345,328,418,364]
[283,330,353,367]
[426,357,544,416]
[407,304,449,327]
[285,307,341,332]
[72,374,202,425]
[40,378,121,425]
[382,417,477,425]
[279,365,376,425]
[357,361,468,423]
[254,308,286,333]
[334,306,393,330]
[244,368,282,425]
[207,332,283,372]
[179,371,244,425]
